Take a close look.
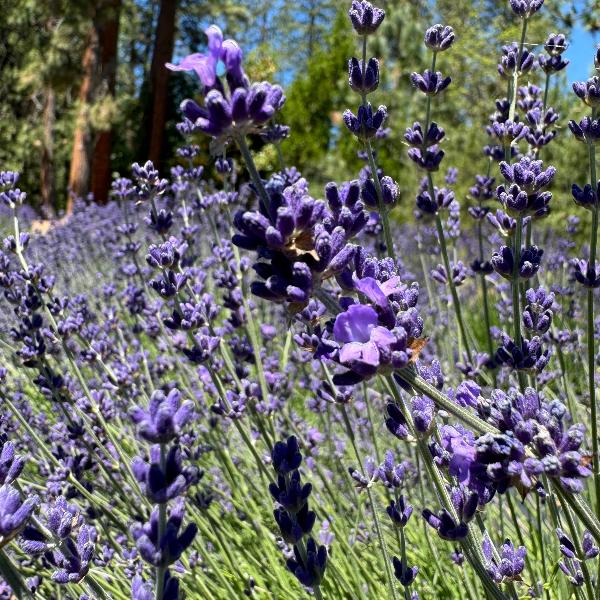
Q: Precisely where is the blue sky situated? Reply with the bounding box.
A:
[565,23,598,82]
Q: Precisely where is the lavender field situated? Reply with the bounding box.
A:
[1,0,600,598]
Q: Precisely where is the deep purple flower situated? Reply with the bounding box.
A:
[130,388,194,444]
[392,556,418,586]
[538,54,569,74]
[495,334,550,373]
[568,117,600,144]
[408,146,445,171]
[424,24,455,52]
[410,70,451,96]
[404,122,445,147]
[491,245,543,280]
[572,76,600,107]
[348,57,380,93]
[570,259,600,288]
[422,508,468,541]
[166,25,245,89]
[343,103,388,140]
[498,43,536,78]
[286,537,328,587]
[522,287,554,334]
[387,496,413,527]
[0,485,37,545]
[544,33,567,55]
[572,181,600,211]
[348,1,385,35]
[509,0,544,18]
[132,499,197,567]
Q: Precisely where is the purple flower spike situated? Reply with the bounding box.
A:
[509,0,544,18]
[166,25,246,90]
[424,24,455,52]
[572,76,600,108]
[392,556,419,586]
[572,181,600,211]
[410,70,451,96]
[130,388,194,444]
[348,1,385,35]
[348,57,380,93]
[422,508,468,541]
[0,485,37,545]
[343,103,388,140]
[570,258,600,288]
[387,496,413,527]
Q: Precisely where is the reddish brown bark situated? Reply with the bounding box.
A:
[40,86,56,216]
[147,0,178,165]
[67,23,100,214]
[68,1,122,213]
[90,0,122,205]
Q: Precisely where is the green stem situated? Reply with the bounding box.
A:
[155,444,167,600]
[235,134,270,213]
[339,405,398,600]
[434,212,473,363]
[0,548,29,599]
[587,132,600,516]
[508,18,528,123]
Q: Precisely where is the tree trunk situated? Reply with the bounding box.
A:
[40,87,56,217]
[67,24,100,214]
[90,0,121,205]
[146,0,177,165]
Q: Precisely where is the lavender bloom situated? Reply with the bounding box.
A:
[132,445,199,503]
[343,103,388,140]
[571,258,600,288]
[130,388,194,444]
[332,304,398,378]
[408,146,445,171]
[386,496,413,527]
[0,485,37,546]
[491,245,543,280]
[166,25,245,89]
[386,402,409,440]
[488,120,528,145]
[424,24,455,52]
[348,57,380,93]
[410,70,451,96]
[483,536,526,583]
[270,437,328,588]
[572,181,600,211]
[522,287,554,334]
[498,43,536,79]
[0,437,25,485]
[348,1,385,35]
[509,0,544,18]
[416,187,454,216]
[51,525,96,584]
[544,33,568,55]
[431,261,467,287]
[538,54,569,74]
[132,499,197,567]
[499,157,555,194]
[495,334,550,373]
[568,117,600,144]
[422,508,468,541]
[392,556,418,586]
[287,537,328,587]
[183,83,286,148]
[361,176,399,207]
[404,122,445,147]
[572,76,600,107]
[583,531,599,559]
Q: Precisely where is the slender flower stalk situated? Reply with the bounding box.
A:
[586,119,599,515]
